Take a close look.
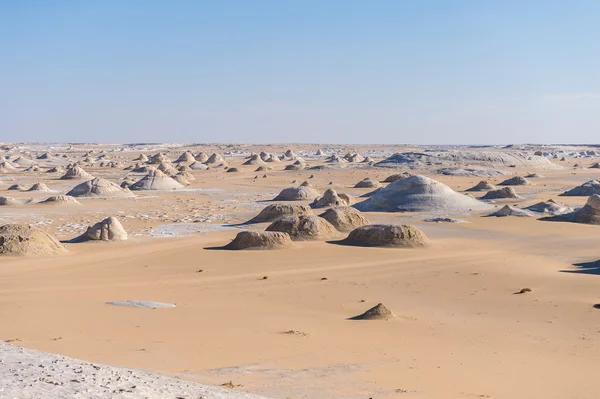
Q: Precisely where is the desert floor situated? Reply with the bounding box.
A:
[1,144,600,399]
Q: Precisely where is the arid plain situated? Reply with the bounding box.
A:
[1,143,600,399]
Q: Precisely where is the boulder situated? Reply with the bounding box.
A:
[354,178,381,189]
[383,173,411,183]
[339,224,428,248]
[489,205,534,217]
[0,224,66,256]
[318,207,369,232]
[561,180,600,196]
[466,181,496,192]
[40,195,82,206]
[498,176,530,186]
[572,194,600,224]
[223,231,293,250]
[67,178,133,197]
[349,303,394,320]
[266,215,340,241]
[129,169,184,191]
[273,182,320,201]
[246,204,313,224]
[480,187,520,200]
[310,188,349,209]
[76,217,128,242]
[524,199,572,215]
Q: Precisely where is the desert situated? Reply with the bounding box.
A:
[1,143,600,399]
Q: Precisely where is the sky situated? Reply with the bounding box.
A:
[1,0,600,144]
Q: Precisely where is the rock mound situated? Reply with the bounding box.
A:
[273,182,320,201]
[489,205,533,217]
[0,224,66,256]
[27,183,51,192]
[67,178,133,197]
[132,164,155,173]
[354,175,491,213]
[318,207,369,232]
[354,178,381,188]
[247,204,313,224]
[172,174,191,186]
[75,217,128,242]
[325,154,347,163]
[0,197,29,206]
[0,161,17,170]
[266,215,340,241]
[498,176,530,186]
[130,169,184,191]
[437,167,507,177]
[148,152,170,164]
[175,151,195,164]
[157,162,178,175]
[561,180,600,196]
[284,149,296,158]
[339,224,428,248]
[524,199,572,215]
[480,187,520,200]
[571,195,600,224]
[195,152,209,162]
[346,154,364,163]
[12,156,35,166]
[204,153,225,164]
[243,154,265,166]
[466,181,496,192]
[177,171,195,181]
[349,303,394,320]
[40,195,82,206]
[383,173,411,183]
[375,151,557,169]
[310,188,349,209]
[60,166,93,180]
[223,231,293,250]
[47,166,65,173]
[189,162,208,170]
[423,217,465,223]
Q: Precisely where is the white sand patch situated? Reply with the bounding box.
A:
[147,223,235,237]
[0,342,269,399]
[106,300,176,308]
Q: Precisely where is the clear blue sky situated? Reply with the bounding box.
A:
[1,1,599,144]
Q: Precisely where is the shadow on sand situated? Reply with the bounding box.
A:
[561,260,600,276]
[203,245,230,251]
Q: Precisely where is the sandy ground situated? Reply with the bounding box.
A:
[1,143,600,398]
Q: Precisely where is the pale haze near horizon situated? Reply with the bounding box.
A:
[1,1,599,145]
